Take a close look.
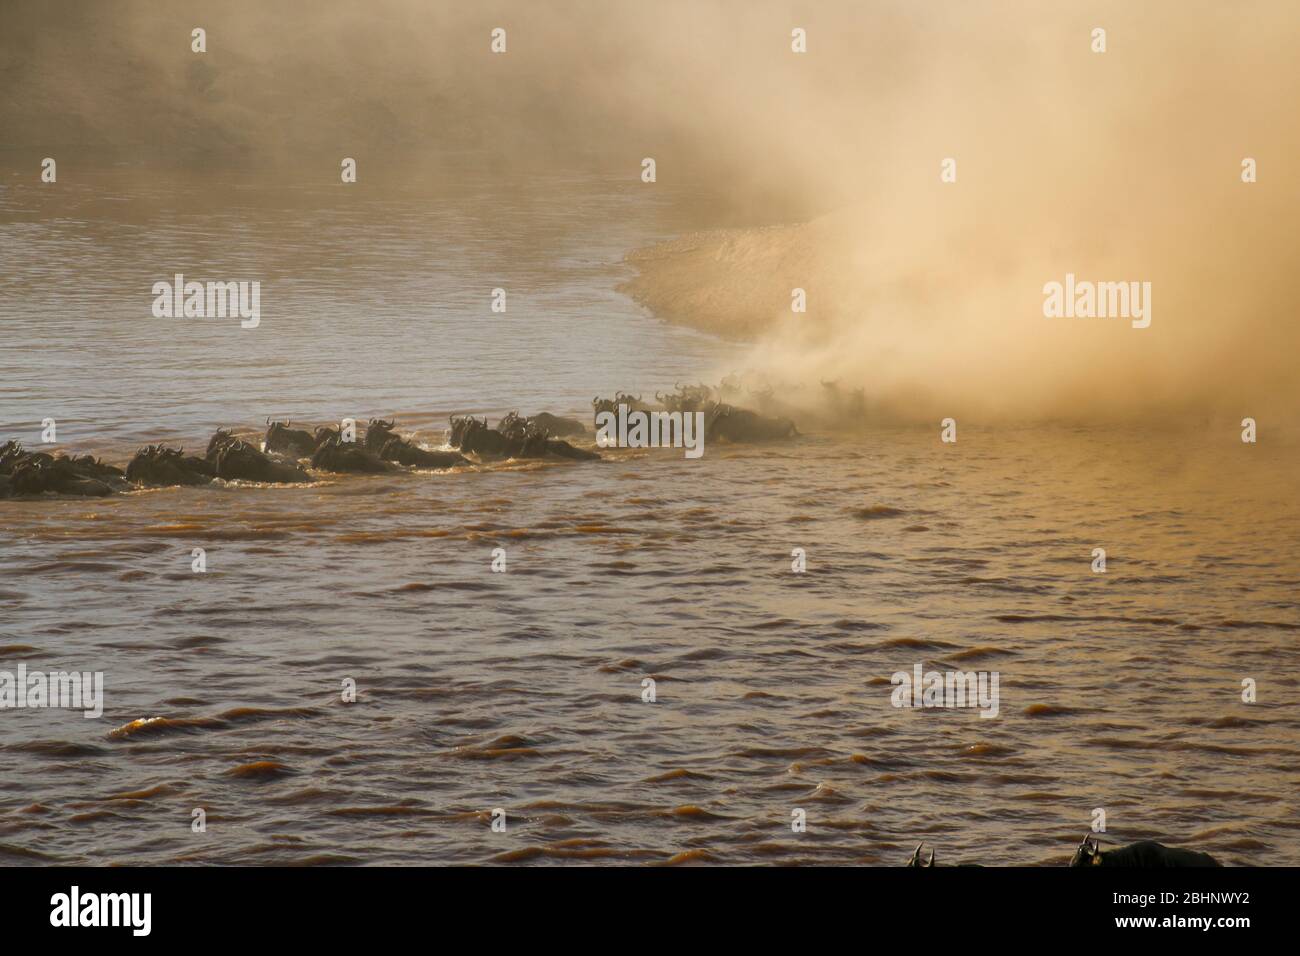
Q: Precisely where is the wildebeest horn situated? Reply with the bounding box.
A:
[911,844,923,865]
[926,849,935,867]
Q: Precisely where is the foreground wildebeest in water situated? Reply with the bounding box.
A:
[263,420,320,458]
[904,837,1221,867]
[206,429,311,483]
[363,419,467,469]
[125,445,215,487]
[0,441,125,497]
[905,844,982,867]
[1070,835,1221,867]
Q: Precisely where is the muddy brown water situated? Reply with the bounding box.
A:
[1,173,1297,865]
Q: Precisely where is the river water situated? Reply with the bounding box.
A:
[1,170,1297,865]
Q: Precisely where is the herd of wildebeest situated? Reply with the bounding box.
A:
[0,383,801,499]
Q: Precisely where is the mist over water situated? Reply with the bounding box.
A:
[7,0,1296,422]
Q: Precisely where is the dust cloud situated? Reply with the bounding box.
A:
[4,0,1296,425]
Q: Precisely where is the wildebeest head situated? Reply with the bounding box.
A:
[206,428,236,460]
[1070,835,1102,867]
[906,843,935,867]
[498,412,528,441]
[364,418,397,450]
[215,439,261,475]
[449,416,477,449]
[499,412,548,443]
[266,420,319,456]
[0,440,33,475]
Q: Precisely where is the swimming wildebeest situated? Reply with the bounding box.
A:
[125,444,216,487]
[527,412,586,438]
[310,434,395,473]
[449,416,514,459]
[263,420,320,458]
[592,392,653,420]
[452,413,598,462]
[498,412,599,461]
[655,383,714,414]
[364,419,467,469]
[0,441,123,497]
[0,441,126,497]
[1070,835,1221,867]
[705,403,798,442]
[905,844,982,868]
[206,429,311,483]
[597,388,797,444]
[451,414,547,459]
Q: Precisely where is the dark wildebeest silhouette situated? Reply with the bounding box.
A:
[1070,835,1221,867]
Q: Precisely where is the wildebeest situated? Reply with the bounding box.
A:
[206,429,311,483]
[0,441,127,497]
[450,416,513,458]
[655,383,714,413]
[905,843,982,867]
[595,387,798,445]
[217,440,311,483]
[12,460,113,497]
[498,412,598,460]
[705,404,797,442]
[125,445,216,487]
[2,451,117,497]
[1070,835,1221,867]
[451,414,598,461]
[263,420,320,458]
[310,434,395,473]
[592,392,653,420]
[365,419,467,469]
[528,412,586,438]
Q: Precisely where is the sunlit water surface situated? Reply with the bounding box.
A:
[1,172,1297,865]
